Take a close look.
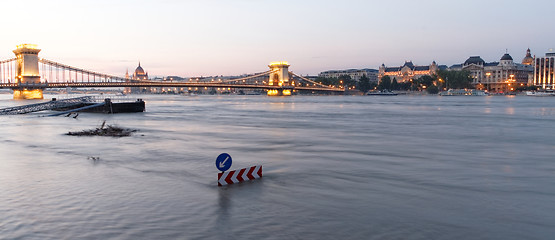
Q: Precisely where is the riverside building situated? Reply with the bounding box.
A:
[533,51,555,89]
[319,68,378,82]
[450,49,533,92]
[378,61,440,82]
[124,62,150,94]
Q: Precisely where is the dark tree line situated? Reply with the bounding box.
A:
[315,74,377,93]
[434,69,473,90]
[314,70,473,94]
[376,70,473,94]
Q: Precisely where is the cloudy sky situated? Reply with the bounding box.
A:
[1,0,553,77]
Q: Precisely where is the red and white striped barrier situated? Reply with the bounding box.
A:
[218,165,262,186]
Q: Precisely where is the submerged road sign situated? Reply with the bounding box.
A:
[215,153,232,172]
[218,165,262,186]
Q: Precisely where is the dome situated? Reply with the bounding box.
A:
[500,53,513,61]
[522,48,534,65]
[134,62,145,75]
[464,56,485,66]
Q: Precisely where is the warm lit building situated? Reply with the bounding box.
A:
[522,48,534,66]
[450,50,534,92]
[319,68,378,82]
[378,61,440,82]
[133,62,148,81]
[125,62,150,93]
[533,51,555,89]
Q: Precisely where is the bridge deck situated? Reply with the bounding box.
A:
[0,82,344,92]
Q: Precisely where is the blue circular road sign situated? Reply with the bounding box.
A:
[216,153,232,172]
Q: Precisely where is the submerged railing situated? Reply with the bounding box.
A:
[0,96,94,115]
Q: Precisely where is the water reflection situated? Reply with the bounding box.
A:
[505,107,515,115]
[1,94,555,239]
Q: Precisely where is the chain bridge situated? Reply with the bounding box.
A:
[0,44,343,99]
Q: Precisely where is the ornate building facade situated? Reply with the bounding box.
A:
[124,62,150,94]
[133,62,148,81]
[451,50,534,92]
[378,61,439,82]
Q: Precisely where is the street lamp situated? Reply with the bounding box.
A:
[438,78,444,90]
[485,72,491,92]
[508,74,515,92]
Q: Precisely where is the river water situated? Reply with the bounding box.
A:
[0,93,554,239]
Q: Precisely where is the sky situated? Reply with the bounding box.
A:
[1,0,554,77]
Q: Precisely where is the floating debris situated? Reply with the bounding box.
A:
[67,121,137,137]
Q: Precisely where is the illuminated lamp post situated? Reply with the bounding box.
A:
[507,74,515,92]
[485,72,491,92]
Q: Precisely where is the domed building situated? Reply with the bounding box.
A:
[124,62,150,94]
[133,62,148,80]
[464,56,486,66]
[452,50,534,92]
[522,48,534,65]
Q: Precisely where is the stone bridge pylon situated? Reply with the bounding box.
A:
[13,44,43,99]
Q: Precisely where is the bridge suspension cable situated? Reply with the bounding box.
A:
[289,71,331,88]
[0,55,343,93]
[218,70,276,83]
[39,58,146,83]
[0,58,16,84]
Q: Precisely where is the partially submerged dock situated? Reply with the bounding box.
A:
[0,96,145,115]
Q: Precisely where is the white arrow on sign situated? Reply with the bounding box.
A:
[230,170,240,183]
[219,156,230,169]
[218,171,230,186]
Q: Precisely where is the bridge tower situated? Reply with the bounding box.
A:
[12,44,43,99]
[267,61,293,96]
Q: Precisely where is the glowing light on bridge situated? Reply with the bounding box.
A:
[16,44,38,50]
[267,89,292,96]
[13,89,43,99]
[267,89,279,96]
[1,46,344,98]
[269,61,290,67]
